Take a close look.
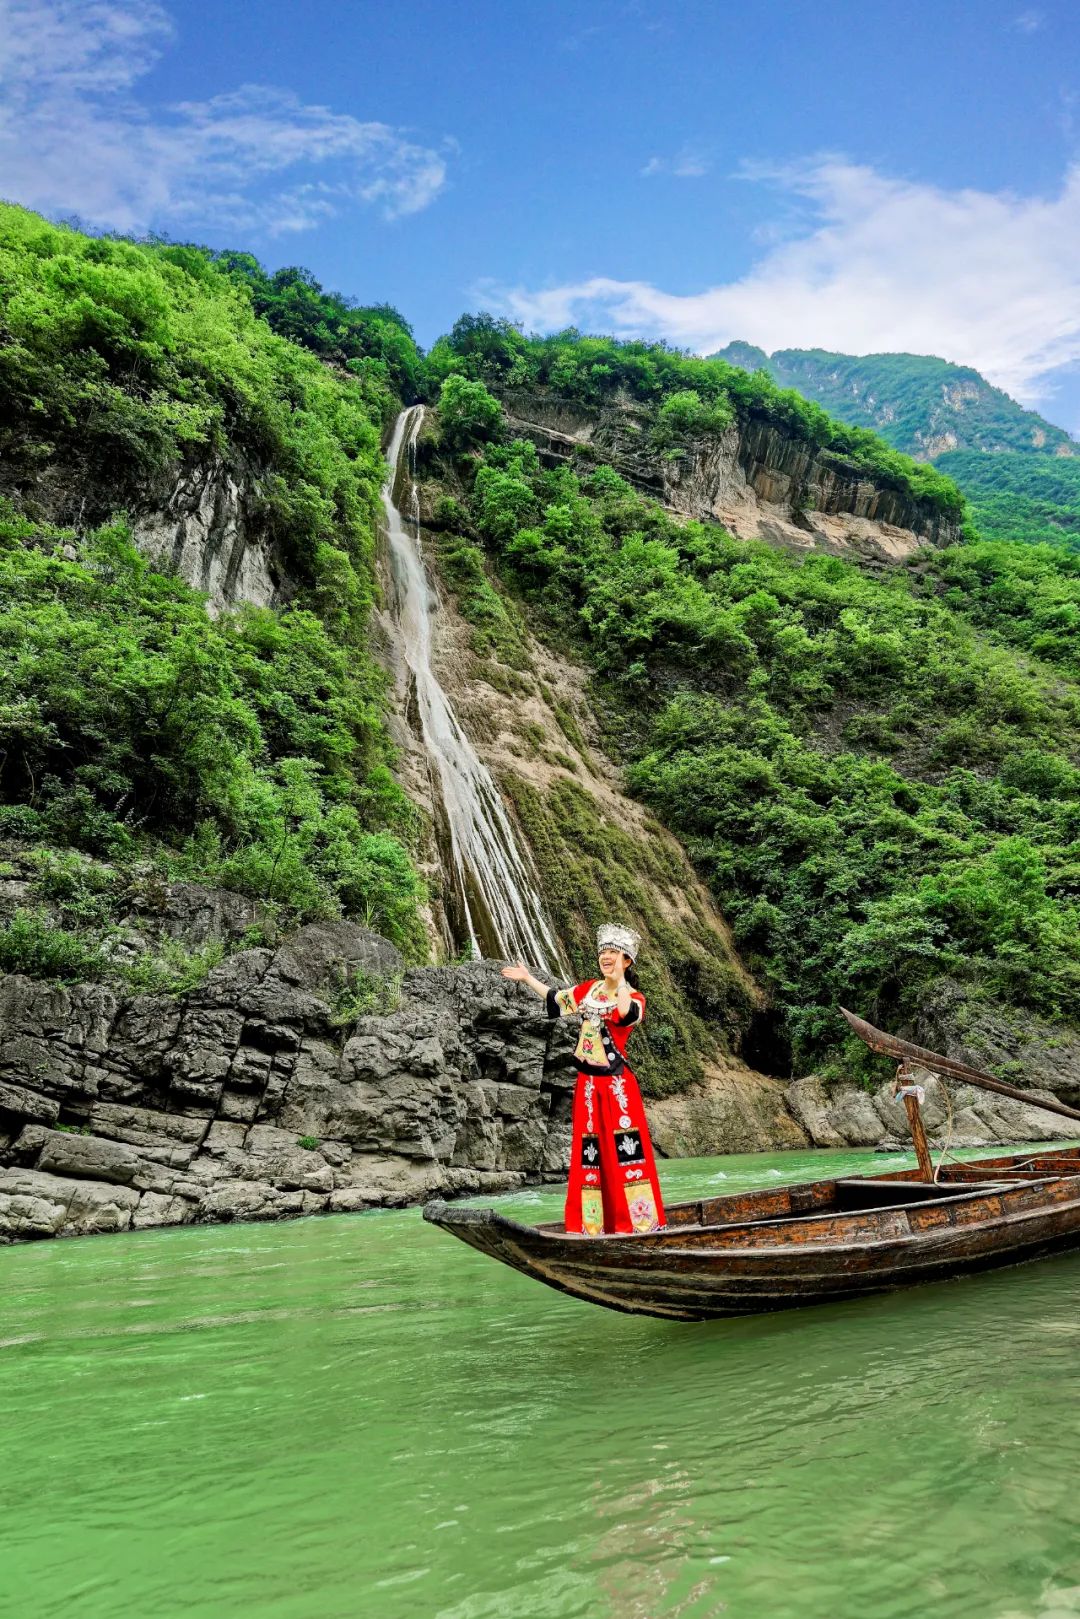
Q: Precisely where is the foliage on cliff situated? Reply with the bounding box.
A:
[0,205,426,964]
[209,253,423,407]
[426,315,966,520]
[0,509,424,956]
[0,204,402,600]
[429,391,1080,1070]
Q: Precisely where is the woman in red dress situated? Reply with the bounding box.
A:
[502,924,666,1236]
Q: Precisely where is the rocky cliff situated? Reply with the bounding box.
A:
[129,454,285,613]
[0,897,806,1246]
[0,919,574,1242]
[497,388,964,561]
[8,447,287,616]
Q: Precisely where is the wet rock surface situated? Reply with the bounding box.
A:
[0,925,578,1244]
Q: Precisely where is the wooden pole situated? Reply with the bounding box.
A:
[896,1063,935,1183]
[841,1007,1080,1129]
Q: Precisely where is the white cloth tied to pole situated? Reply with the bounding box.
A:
[896,1084,926,1104]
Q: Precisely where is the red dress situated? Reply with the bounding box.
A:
[547,980,666,1236]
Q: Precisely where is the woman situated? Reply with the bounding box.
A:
[502,925,666,1236]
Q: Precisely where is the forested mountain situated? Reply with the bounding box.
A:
[713,343,1080,552]
[713,344,1076,460]
[0,203,1077,1087]
[933,450,1080,550]
[420,319,1080,1073]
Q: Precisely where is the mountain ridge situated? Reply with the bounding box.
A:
[711,342,1080,549]
[711,343,1078,461]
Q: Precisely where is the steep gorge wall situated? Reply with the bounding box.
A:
[375,459,804,1124]
[497,388,963,561]
[1,903,1072,1244]
[8,447,287,616]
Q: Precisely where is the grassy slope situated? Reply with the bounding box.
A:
[935,451,1080,554]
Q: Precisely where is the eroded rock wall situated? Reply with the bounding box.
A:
[8,443,287,615]
[0,924,579,1244]
[3,914,1073,1245]
[788,1071,1075,1151]
[498,388,963,561]
[129,454,284,613]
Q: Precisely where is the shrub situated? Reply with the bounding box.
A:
[0,911,106,982]
[437,375,504,451]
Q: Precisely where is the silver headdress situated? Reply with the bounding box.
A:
[596,922,642,961]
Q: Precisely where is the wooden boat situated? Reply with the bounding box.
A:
[423,1011,1080,1321]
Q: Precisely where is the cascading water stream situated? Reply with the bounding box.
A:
[380,405,565,973]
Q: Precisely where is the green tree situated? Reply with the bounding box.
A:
[437,375,504,451]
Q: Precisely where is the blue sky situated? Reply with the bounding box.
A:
[3,0,1080,430]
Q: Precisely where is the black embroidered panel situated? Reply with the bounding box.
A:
[579,1134,602,1168]
[614,1129,645,1164]
[598,1023,626,1077]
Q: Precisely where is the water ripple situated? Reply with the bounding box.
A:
[2,1147,1079,1618]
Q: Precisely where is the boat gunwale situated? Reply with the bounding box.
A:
[424,1165,1080,1258]
[422,1149,1080,1319]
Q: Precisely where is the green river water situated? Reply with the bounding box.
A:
[3,1146,1080,1619]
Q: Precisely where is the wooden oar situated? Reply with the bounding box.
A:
[840,1007,1080,1127]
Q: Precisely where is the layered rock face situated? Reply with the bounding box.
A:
[789,984,1080,1151]
[788,1073,1074,1151]
[6,444,285,616]
[130,455,283,614]
[498,389,963,560]
[0,924,578,1244]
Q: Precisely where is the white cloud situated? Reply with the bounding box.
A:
[1012,9,1044,32]
[488,157,1080,413]
[0,0,449,234]
[641,146,711,179]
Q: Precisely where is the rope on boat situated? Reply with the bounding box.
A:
[933,1077,956,1183]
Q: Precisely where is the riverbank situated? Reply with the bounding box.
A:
[1,910,1075,1244]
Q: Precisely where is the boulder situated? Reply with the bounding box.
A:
[647,1065,809,1158]
[0,1169,140,1239]
[35,1130,142,1185]
[785,1076,850,1149]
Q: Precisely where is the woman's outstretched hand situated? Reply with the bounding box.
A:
[501,963,529,981]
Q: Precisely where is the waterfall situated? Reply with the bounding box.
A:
[380,406,566,974]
